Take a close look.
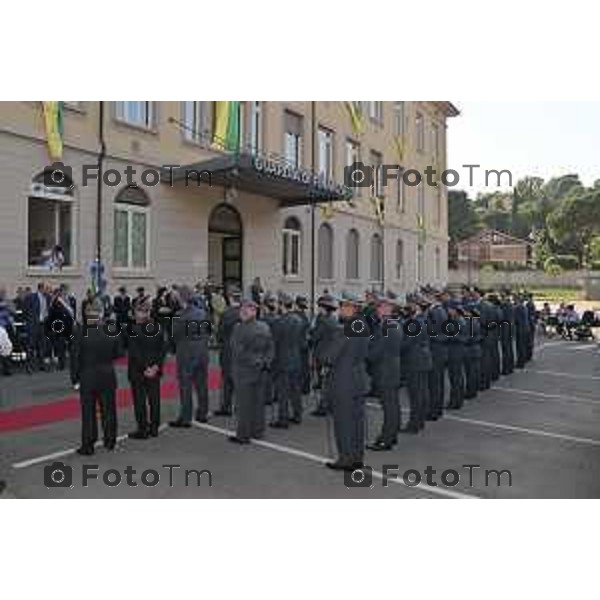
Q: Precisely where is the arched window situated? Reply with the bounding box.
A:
[318,222,334,280]
[113,186,150,269]
[346,228,360,280]
[395,239,404,280]
[283,216,302,277]
[370,233,383,282]
[28,171,75,268]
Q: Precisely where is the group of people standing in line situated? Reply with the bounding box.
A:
[64,281,537,473]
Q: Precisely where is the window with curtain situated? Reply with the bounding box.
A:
[115,101,155,128]
[284,111,303,168]
[282,216,302,276]
[113,186,150,269]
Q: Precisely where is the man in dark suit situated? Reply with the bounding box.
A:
[70,298,120,455]
[127,297,166,439]
[25,282,50,370]
[169,285,211,427]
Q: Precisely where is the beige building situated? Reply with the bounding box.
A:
[0,101,457,301]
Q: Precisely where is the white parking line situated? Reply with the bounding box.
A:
[190,421,478,500]
[490,386,600,406]
[365,401,600,447]
[524,369,600,382]
[444,415,600,447]
[12,424,168,470]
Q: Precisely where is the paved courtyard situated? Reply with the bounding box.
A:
[1,338,599,499]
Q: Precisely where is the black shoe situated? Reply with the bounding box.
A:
[228,435,250,444]
[269,420,289,429]
[169,419,191,428]
[128,429,149,439]
[76,446,95,456]
[104,441,116,451]
[366,440,394,451]
[195,413,208,423]
[149,426,159,438]
[311,408,327,417]
[289,416,302,425]
[213,408,232,417]
[401,424,420,434]
[325,460,356,472]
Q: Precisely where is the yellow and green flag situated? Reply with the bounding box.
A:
[345,101,364,136]
[212,101,240,151]
[42,101,64,160]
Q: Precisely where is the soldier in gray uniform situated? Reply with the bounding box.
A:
[463,306,482,399]
[476,290,494,391]
[324,292,370,471]
[229,298,274,444]
[425,291,449,421]
[294,295,311,396]
[270,293,305,428]
[260,292,279,407]
[366,293,404,451]
[401,294,432,433]
[214,292,241,416]
[169,285,211,427]
[487,293,503,381]
[446,299,467,410]
[309,293,339,416]
[499,292,515,375]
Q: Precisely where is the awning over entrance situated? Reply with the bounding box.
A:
[161,151,351,207]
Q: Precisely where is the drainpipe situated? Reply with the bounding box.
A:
[310,100,316,317]
[95,101,106,288]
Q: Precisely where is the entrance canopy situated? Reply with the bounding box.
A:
[161,151,351,207]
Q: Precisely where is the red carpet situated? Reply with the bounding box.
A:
[0,365,222,434]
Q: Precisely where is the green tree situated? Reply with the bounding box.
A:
[447,190,481,241]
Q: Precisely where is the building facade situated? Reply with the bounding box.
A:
[0,101,457,300]
[455,229,532,269]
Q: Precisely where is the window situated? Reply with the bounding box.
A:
[318,223,334,280]
[435,246,441,280]
[431,122,439,162]
[318,127,334,181]
[367,101,383,124]
[394,101,405,136]
[182,101,206,143]
[250,101,263,154]
[416,111,424,152]
[28,173,75,268]
[370,150,383,197]
[113,186,150,270]
[115,101,155,128]
[345,139,361,196]
[346,228,360,279]
[370,233,383,282]
[395,239,404,280]
[282,216,302,277]
[284,111,303,168]
[417,243,424,283]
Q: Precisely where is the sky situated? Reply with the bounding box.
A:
[446,101,600,196]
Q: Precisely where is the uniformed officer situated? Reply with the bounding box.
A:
[260,292,279,406]
[366,293,403,451]
[401,294,432,433]
[309,293,339,417]
[127,297,166,439]
[294,295,311,396]
[169,285,211,427]
[499,291,515,375]
[425,290,449,420]
[70,298,120,455]
[463,306,482,400]
[514,294,529,369]
[214,292,241,417]
[270,293,305,428]
[475,289,494,391]
[324,292,370,471]
[446,299,467,410]
[488,294,504,380]
[525,292,537,362]
[229,298,274,444]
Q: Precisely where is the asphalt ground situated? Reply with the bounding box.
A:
[1,338,599,498]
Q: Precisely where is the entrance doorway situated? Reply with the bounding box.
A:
[208,203,243,292]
